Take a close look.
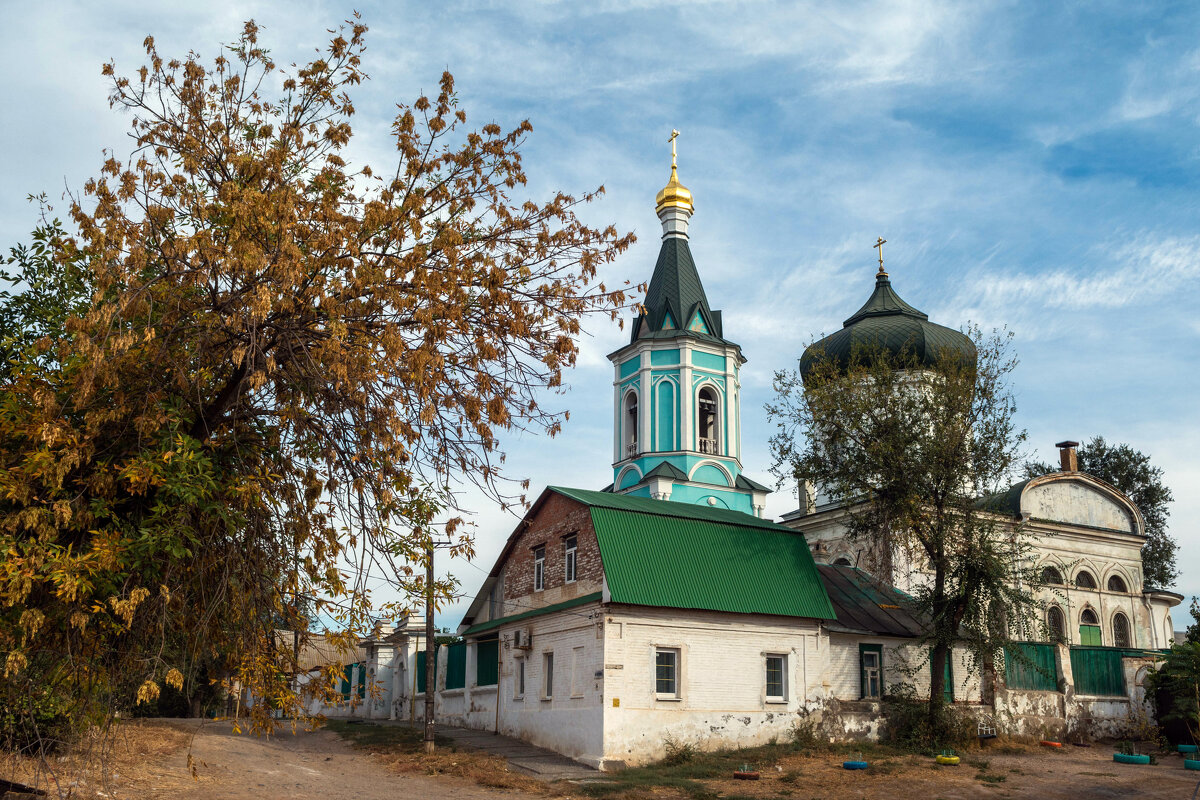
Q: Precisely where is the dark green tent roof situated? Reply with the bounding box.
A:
[550,486,835,620]
[800,272,975,380]
[630,237,733,346]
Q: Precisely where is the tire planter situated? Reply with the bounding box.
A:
[732,771,760,780]
[843,761,868,770]
[1040,740,1062,748]
[1113,753,1151,765]
[935,755,960,766]
[1179,744,1198,754]
[1186,759,1200,771]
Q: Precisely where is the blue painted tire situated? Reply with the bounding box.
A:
[1179,744,1198,754]
[843,761,868,770]
[1113,753,1150,764]
[1185,759,1200,770]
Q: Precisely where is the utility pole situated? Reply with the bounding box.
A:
[423,541,435,754]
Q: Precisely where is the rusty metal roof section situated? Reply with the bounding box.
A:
[816,563,927,637]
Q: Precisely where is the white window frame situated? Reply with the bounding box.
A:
[533,545,545,592]
[542,651,554,700]
[654,646,682,700]
[515,657,525,700]
[764,653,788,703]
[564,535,578,584]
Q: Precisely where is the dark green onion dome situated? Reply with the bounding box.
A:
[800,271,976,380]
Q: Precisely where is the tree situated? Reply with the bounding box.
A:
[1147,642,1200,745]
[0,17,634,747]
[768,329,1034,742]
[1025,437,1177,588]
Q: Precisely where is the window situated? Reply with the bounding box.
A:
[833,557,852,567]
[1075,570,1097,589]
[1041,566,1063,585]
[655,648,680,698]
[624,392,638,458]
[1107,574,1128,593]
[1079,608,1102,646]
[697,387,719,454]
[533,545,545,591]
[860,644,882,700]
[765,654,787,702]
[1113,612,1131,648]
[516,659,525,699]
[564,535,578,584]
[1047,606,1066,642]
[542,652,554,699]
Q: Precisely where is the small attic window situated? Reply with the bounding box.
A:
[1041,566,1063,585]
[833,557,852,567]
[1075,570,1097,590]
[1107,574,1128,593]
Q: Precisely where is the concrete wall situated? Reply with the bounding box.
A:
[599,605,823,768]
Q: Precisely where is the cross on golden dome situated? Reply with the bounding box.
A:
[656,129,693,213]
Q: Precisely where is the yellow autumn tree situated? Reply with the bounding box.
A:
[0,16,633,748]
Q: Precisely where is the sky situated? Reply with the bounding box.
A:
[3,0,1199,626]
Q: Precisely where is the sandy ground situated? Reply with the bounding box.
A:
[89,720,538,800]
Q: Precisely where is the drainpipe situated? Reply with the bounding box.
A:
[495,634,503,735]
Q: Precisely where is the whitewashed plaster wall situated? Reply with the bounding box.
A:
[598,605,823,767]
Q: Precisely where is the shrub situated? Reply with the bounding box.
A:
[882,686,974,751]
[661,732,696,765]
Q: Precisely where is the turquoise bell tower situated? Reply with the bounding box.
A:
[606,132,769,516]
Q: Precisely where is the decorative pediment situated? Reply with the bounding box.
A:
[1022,476,1139,533]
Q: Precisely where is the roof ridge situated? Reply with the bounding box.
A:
[549,485,782,529]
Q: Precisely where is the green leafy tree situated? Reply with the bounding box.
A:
[0,16,633,749]
[1025,436,1177,587]
[1147,642,1200,745]
[768,329,1035,743]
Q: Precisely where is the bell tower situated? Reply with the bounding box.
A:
[606,132,768,516]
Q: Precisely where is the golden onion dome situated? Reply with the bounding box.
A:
[655,164,694,214]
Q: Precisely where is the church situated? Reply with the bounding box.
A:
[370,141,1181,769]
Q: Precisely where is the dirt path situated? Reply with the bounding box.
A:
[115,720,538,800]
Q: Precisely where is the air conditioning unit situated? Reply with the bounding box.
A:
[512,628,533,650]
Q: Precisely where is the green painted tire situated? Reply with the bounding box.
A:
[1185,759,1200,770]
[1113,753,1150,764]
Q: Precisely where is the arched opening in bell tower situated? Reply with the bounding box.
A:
[624,391,639,458]
[697,386,719,455]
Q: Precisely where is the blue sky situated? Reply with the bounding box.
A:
[3,1,1199,623]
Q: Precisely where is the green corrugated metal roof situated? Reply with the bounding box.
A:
[550,486,779,530]
[584,502,836,620]
[462,592,602,636]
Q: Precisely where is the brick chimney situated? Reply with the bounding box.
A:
[1055,440,1079,472]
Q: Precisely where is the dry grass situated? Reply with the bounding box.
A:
[0,719,195,798]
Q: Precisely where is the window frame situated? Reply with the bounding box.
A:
[564,535,578,584]
[541,651,554,700]
[533,544,546,592]
[696,385,720,455]
[1075,570,1097,590]
[1047,605,1067,642]
[1107,574,1128,593]
[764,653,788,703]
[654,647,682,700]
[1041,565,1063,585]
[515,657,526,700]
[859,643,883,700]
[1112,612,1132,649]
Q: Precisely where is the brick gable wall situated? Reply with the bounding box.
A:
[503,492,603,608]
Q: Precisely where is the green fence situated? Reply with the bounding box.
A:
[415,648,438,693]
[445,642,467,690]
[476,637,499,686]
[1004,642,1059,691]
[1070,647,1148,697]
